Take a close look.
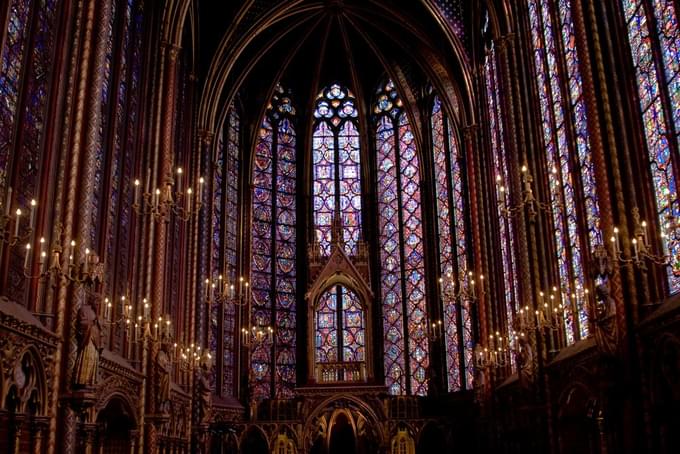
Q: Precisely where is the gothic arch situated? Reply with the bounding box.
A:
[303,395,387,452]
[197,2,474,140]
[241,425,270,454]
[3,346,48,416]
[95,377,140,425]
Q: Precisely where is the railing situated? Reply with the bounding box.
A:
[316,361,366,384]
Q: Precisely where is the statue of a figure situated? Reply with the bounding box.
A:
[74,301,102,387]
[155,343,171,413]
[593,282,618,357]
[516,335,533,389]
[195,362,212,424]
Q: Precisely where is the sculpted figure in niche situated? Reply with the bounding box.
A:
[156,342,171,413]
[196,361,212,424]
[516,335,533,389]
[74,300,102,387]
[593,282,618,357]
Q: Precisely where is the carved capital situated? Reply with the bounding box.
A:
[198,129,215,146]
[462,124,479,142]
[161,41,181,61]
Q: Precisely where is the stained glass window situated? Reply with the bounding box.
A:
[0,0,61,304]
[375,80,429,396]
[312,84,361,256]
[527,0,601,343]
[251,85,297,400]
[210,104,239,396]
[431,95,473,391]
[485,43,520,364]
[621,0,680,292]
[314,285,365,364]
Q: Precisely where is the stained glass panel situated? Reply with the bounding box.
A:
[527,0,601,343]
[623,0,680,292]
[485,44,520,365]
[376,80,428,396]
[376,115,405,395]
[0,0,33,199]
[312,85,361,256]
[250,88,297,400]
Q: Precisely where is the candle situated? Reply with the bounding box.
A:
[84,248,90,273]
[186,187,192,212]
[4,187,12,216]
[613,227,620,254]
[134,179,140,205]
[154,188,160,207]
[198,177,205,204]
[176,167,183,193]
[154,323,159,339]
[641,220,648,246]
[14,208,21,237]
[24,243,31,269]
[69,240,76,266]
[121,296,127,317]
[29,199,36,230]
[632,238,639,261]
[166,319,171,337]
[205,278,210,299]
[143,298,150,319]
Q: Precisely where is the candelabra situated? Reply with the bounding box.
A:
[178,343,213,372]
[439,270,484,302]
[0,189,36,248]
[474,331,516,370]
[496,165,554,220]
[19,224,105,287]
[604,207,678,273]
[204,274,274,348]
[132,167,204,222]
[240,321,274,348]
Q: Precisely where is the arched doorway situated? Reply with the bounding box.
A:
[329,412,356,454]
[96,397,136,453]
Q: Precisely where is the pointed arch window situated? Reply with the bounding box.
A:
[484,42,521,363]
[375,80,429,396]
[315,285,365,366]
[250,85,297,400]
[431,95,473,391]
[210,104,239,397]
[527,0,602,344]
[0,0,61,303]
[312,84,362,256]
[620,0,680,292]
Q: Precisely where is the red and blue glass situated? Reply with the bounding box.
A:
[312,84,361,256]
[622,0,680,292]
[376,80,429,396]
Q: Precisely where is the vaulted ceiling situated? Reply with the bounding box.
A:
[190,0,482,136]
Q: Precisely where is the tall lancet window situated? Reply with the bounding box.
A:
[528,0,601,344]
[315,286,365,364]
[620,0,680,292]
[485,43,520,365]
[431,95,473,391]
[375,80,429,396]
[312,84,361,255]
[250,85,297,400]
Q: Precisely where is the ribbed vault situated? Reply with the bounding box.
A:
[196,0,475,142]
